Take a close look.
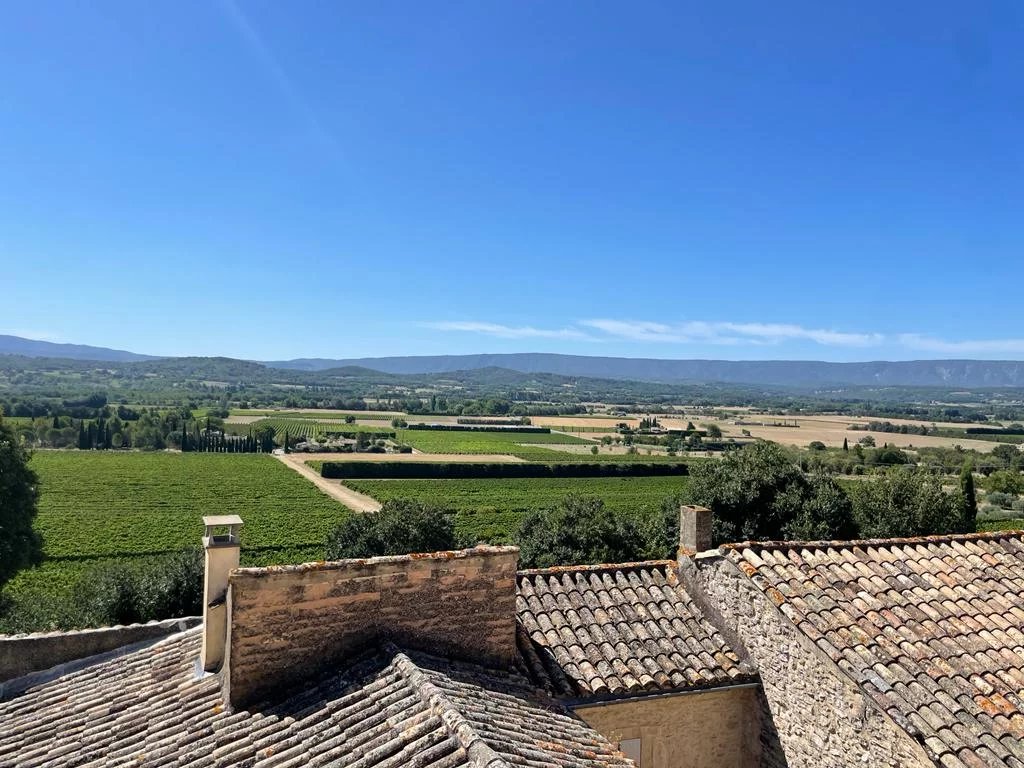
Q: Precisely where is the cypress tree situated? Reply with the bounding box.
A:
[284,430,290,454]
[842,437,848,452]
[181,423,189,451]
[78,422,87,450]
[959,463,978,533]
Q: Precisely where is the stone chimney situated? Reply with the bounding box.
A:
[200,515,242,672]
[222,545,519,709]
[679,504,713,555]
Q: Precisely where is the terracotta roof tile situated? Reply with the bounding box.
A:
[0,629,635,768]
[725,531,1024,767]
[516,561,755,698]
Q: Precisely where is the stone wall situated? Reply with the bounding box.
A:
[681,553,933,768]
[225,546,519,708]
[575,685,762,768]
[0,616,200,685]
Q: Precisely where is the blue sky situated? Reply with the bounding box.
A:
[2,1,1022,361]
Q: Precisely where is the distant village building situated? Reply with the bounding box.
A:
[2,512,1024,767]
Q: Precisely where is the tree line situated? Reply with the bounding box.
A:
[324,442,982,568]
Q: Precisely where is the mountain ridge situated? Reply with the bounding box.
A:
[0,334,158,362]
[3,335,1024,388]
[267,352,1024,388]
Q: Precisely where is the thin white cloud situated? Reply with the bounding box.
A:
[422,321,591,340]
[897,334,1024,357]
[580,319,882,347]
[423,318,1024,358]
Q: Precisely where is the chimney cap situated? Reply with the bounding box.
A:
[204,515,244,527]
[203,515,243,548]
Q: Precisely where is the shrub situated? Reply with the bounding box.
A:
[71,547,204,627]
[850,470,966,538]
[987,470,1024,495]
[986,491,1015,509]
[518,495,655,568]
[325,499,466,559]
[684,442,856,544]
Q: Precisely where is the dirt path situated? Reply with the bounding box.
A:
[275,453,381,513]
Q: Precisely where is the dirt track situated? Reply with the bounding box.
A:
[275,454,381,512]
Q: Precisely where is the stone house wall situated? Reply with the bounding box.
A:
[575,685,762,768]
[0,616,200,686]
[225,546,519,708]
[680,553,933,768]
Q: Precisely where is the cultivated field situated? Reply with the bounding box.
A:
[344,476,688,542]
[531,416,641,429]
[655,413,1013,453]
[223,418,393,439]
[0,452,353,632]
[395,428,591,458]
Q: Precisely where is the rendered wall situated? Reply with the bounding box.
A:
[224,546,519,708]
[576,685,762,768]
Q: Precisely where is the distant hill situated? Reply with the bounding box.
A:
[0,335,157,363]
[267,353,1024,388]
[4,335,1024,388]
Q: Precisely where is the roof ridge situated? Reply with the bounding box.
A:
[517,559,674,577]
[720,529,1024,553]
[387,644,511,768]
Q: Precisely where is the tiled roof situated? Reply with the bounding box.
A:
[0,628,635,768]
[516,561,756,698]
[724,531,1024,768]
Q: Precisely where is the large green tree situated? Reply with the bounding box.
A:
[325,500,465,560]
[0,418,41,586]
[518,494,651,568]
[850,469,963,538]
[684,441,856,544]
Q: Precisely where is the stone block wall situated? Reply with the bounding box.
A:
[225,546,519,708]
[681,553,933,768]
[0,617,200,685]
[575,685,762,768]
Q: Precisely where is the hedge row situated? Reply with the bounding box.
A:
[318,430,395,440]
[965,427,1024,436]
[319,461,689,479]
[405,424,551,434]
[456,418,529,426]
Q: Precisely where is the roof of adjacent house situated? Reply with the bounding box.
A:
[724,531,1024,768]
[0,628,635,768]
[516,561,756,698]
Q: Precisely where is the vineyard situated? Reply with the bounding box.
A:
[223,418,395,440]
[0,452,353,632]
[230,410,398,421]
[344,476,689,542]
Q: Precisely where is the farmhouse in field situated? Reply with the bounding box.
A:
[3,511,1024,767]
